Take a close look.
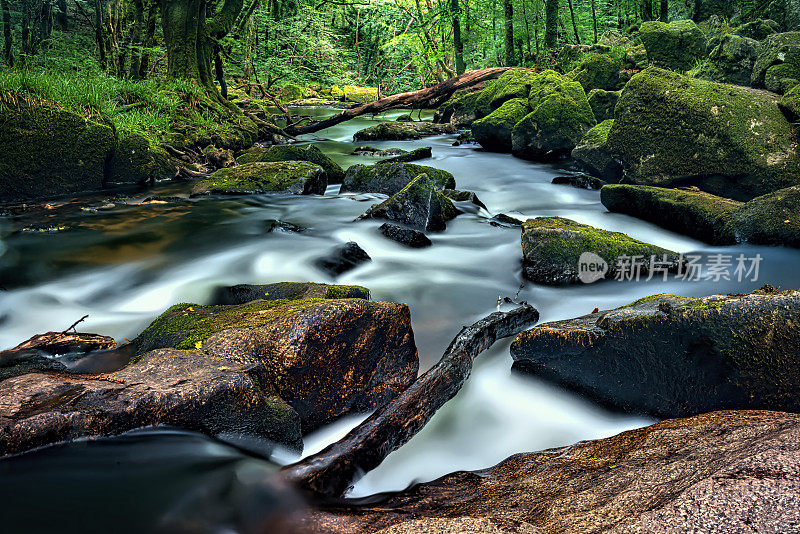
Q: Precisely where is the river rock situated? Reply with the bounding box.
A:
[473,68,541,117]
[106,134,176,188]
[191,161,327,196]
[552,174,605,190]
[381,147,433,164]
[378,223,432,248]
[314,242,372,276]
[569,53,622,92]
[435,91,482,127]
[341,163,456,195]
[0,103,117,203]
[359,174,458,232]
[586,89,619,122]
[353,122,457,141]
[443,189,487,210]
[351,146,406,157]
[733,19,779,41]
[520,217,682,285]
[689,34,760,87]
[600,184,742,245]
[780,84,800,120]
[571,119,621,181]
[310,410,800,534]
[729,185,800,247]
[511,288,800,418]
[211,281,370,305]
[639,19,707,72]
[607,68,800,200]
[752,31,800,93]
[472,98,530,152]
[238,144,345,184]
[511,71,596,161]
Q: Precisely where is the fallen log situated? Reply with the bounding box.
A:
[6,331,116,355]
[280,304,539,497]
[285,67,519,136]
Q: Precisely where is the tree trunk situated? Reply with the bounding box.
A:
[642,0,653,21]
[57,0,68,29]
[128,0,145,78]
[452,0,465,74]
[660,0,668,21]
[544,0,558,48]
[137,0,158,78]
[567,0,579,44]
[1,0,12,66]
[591,0,598,43]
[504,0,515,66]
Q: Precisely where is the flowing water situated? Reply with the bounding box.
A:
[2,107,800,530]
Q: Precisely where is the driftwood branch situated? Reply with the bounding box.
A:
[63,314,89,333]
[280,304,540,497]
[285,67,519,136]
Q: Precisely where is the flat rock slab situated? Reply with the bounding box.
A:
[353,122,457,141]
[308,410,800,533]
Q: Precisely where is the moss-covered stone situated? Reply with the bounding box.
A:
[689,34,760,86]
[601,184,742,245]
[191,161,327,196]
[733,19,779,41]
[211,281,370,305]
[0,103,117,203]
[639,19,707,72]
[572,119,622,182]
[555,44,594,73]
[360,173,458,232]
[729,185,800,248]
[342,85,379,104]
[569,53,622,92]
[587,89,620,122]
[598,30,632,48]
[779,83,800,121]
[473,68,541,117]
[106,134,176,188]
[520,216,681,285]
[472,98,530,152]
[752,32,800,92]
[353,122,457,141]
[607,68,800,200]
[340,162,456,195]
[511,71,596,160]
[277,84,310,103]
[435,91,482,126]
[624,44,649,70]
[244,144,345,183]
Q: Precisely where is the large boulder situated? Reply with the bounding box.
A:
[639,20,707,72]
[353,122,456,141]
[607,68,800,201]
[106,134,176,188]
[191,161,327,195]
[689,34,760,86]
[571,119,622,181]
[520,217,681,285]
[512,288,800,418]
[342,85,379,104]
[434,91,482,127]
[752,32,800,93]
[569,53,622,92]
[779,83,800,120]
[511,71,596,160]
[314,411,800,534]
[359,174,458,232]
[729,185,800,247]
[600,184,742,245]
[586,89,620,122]
[768,0,800,32]
[0,104,117,203]
[733,19,779,41]
[473,68,541,117]
[237,144,345,183]
[340,163,455,195]
[471,98,530,152]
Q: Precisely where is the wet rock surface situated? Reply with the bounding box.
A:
[341,163,456,195]
[378,223,432,248]
[314,242,373,276]
[192,161,327,196]
[359,174,459,232]
[211,281,370,305]
[353,122,457,141]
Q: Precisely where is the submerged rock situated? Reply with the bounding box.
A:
[607,68,800,200]
[191,161,327,196]
[752,32,800,93]
[211,281,370,305]
[238,144,345,184]
[571,119,621,182]
[378,223,432,248]
[314,242,372,276]
[511,289,800,418]
[520,217,681,285]
[552,174,605,190]
[313,411,800,534]
[360,174,458,232]
[639,19,707,72]
[353,122,457,141]
[341,163,456,195]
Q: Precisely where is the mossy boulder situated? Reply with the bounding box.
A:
[211,281,370,305]
[191,161,327,196]
[342,85,379,104]
[434,91,482,126]
[359,173,458,232]
[381,146,433,163]
[473,68,541,117]
[779,83,800,121]
[511,288,800,418]
[555,44,594,73]
[106,134,176,188]
[572,119,622,182]
[624,43,649,70]
[340,163,455,195]
[277,84,309,103]
[597,30,632,48]
[733,19,779,40]
[729,186,800,247]
[607,68,800,200]
[240,144,345,183]
[511,71,596,160]
[472,98,530,152]
[587,89,620,122]
[752,32,800,92]
[520,216,681,285]
[689,34,760,86]
[639,20,707,72]
[600,184,742,245]
[569,53,622,92]
[353,122,457,141]
[0,104,117,203]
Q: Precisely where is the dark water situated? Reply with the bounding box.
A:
[2,107,800,530]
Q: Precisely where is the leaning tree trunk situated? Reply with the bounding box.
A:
[544,0,558,49]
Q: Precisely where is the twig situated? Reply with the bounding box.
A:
[63,315,89,334]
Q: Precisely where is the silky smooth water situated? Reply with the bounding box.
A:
[2,108,800,528]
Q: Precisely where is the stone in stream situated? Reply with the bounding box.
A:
[751,32,800,93]
[0,297,418,456]
[309,410,800,533]
[211,281,370,305]
[0,332,118,381]
[551,174,605,190]
[236,143,345,184]
[442,189,487,210]
[191,161,327,196]
[359,174,459,232]
[520,217,682,285]
[729,185,800,248]
[639,19,707,72]
[351,146,406,157]
[314,241,372,276]
[353,122,457,141]
[571,119,621,182]
[511,288,800,419]
[472,98,530,152]
[606,68,800,201]
[341,163,456,195]
[378,223,432,249]
[381,147,433,164]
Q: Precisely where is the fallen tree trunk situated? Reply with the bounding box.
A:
[280,304,539,497]
[285,67,518,136]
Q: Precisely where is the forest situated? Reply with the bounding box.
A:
[1,0,800,532]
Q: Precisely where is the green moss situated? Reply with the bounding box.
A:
[192,161,326,195]
[582,119,614,146]
[344,162,456,193]
[587,90,620,122]
[620,294,690,308]
[569,54,622,92]
[729,185,800,248]
[639,19,707,72]
[779,84,800,122]
[681,298,726,312]
[342,85,379,103]
[472,98,530,151]
[752,32,800,90]
[253,144,345,183]
[474,68,541,116]
[324,285,371,299]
